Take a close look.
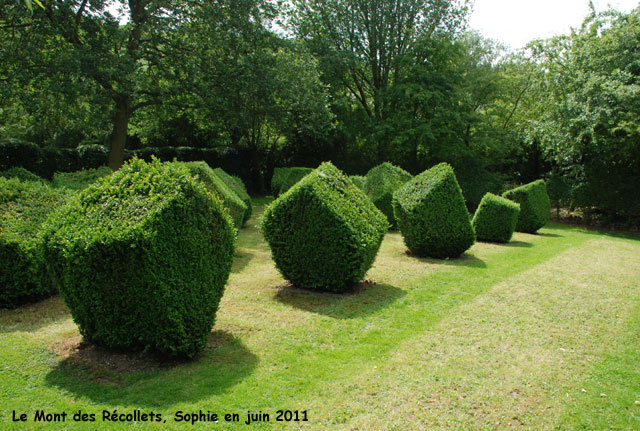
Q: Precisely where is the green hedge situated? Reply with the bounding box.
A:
[278,167,314,196]
[213,167,252,225]
[502,179,551,233]
[183,162,246,230]
[271,167,289,197]
[472,193,521,243]
[52,166,113,191]
[261,162,387,292]
[350,175,366,190]
[393,163,475,258]
[0,167,45,183]
[364,162,413,229]
[42,158,235,358]
[0,178,68,308]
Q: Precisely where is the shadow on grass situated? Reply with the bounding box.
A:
[502,240,534,248]
[536,232,563,238]
[405,251,487,268]
[0,296,71,334]
[231,251,253,273]
[274,281,406,319]
[45,330,258,408]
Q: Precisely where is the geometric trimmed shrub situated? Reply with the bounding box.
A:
[270,167,289,197]
[0,178,68,308]
[472,193,520,243]
[212,167,252,225]
[51,166,113,191]
[183,162,246,230]
[42,158,236,358]
[364,162,412,229]
[502,179,551,233]
[261,162,388,292]
[278,167,313,196]
[350,175,366,190]
[393,163,475,258]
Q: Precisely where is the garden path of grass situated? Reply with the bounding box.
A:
[0,198,638,430]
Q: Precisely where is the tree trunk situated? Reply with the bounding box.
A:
[107,97,132,170]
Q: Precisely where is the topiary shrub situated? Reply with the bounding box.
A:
[502,179,551,233]
[270,167,288,197]
[364,162,413,229]
[350,175,366,190]
[1,167,45,183]
[472,193,520,243]
[52,166,113,191]
[213,167,252,225]
[42,158,235,358]
[261,162,388,292]
[278,167,314,196]
[0,178,68,308]
[183,162,247,230]
[393,163,475,258]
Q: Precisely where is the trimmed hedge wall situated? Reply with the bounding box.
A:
[42,158,236,358]
[393,163,475,258]
[472,193,521,243]
[502,180,551,233]
[278,167,314,196]
[364,162,413,229]
[261,162,388,292]
[51,166,113,191]
[0,178,69,308]
[213,167,252,225]
[350,175,366,190]
[183,162,246,230]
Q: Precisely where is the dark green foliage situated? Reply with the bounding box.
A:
[278,167,314,196]
[0,178,68,308]
[472,193,520,243]
[42,158,235,358]
[213,167,252,225]
[502,180,551,233]
[271,167,289,197]
[0,139,41,173]
[364,162,413,229]
[393,163,475,258]
[51,166,113,191]
[261,162,388,292]
[0,167,45,183]
[455,164,502,212]
[183,162,247,230]
[350,175,366,190]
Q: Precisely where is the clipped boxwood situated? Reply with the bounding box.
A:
[472,193,521,243]
[213,167,252,225]
[271,167,289,197]
[261,162,388,292]
[0,178,68,308]
[183,162,247,230]
[364,162,413,229]
[52,166,113,191]
[0,167,45,183]
[42,158,235,358]
[278,167,314,196]
[350,175,366,190]
[502,179,551,233]
[393,163,475,258]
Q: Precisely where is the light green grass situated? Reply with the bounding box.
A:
[1,198,639,430]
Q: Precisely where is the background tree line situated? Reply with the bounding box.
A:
[1,0,639,225]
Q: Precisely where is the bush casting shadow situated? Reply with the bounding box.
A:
[501,240,533,248]
[45,330,258,407]
[274,281,406,319]
[405,251,487,268]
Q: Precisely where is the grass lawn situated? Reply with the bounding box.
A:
[1,197,639,430]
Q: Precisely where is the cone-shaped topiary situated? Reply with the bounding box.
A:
[42,158,236,358]
[393,163,475,258]
[472,193,520,243]
[213,168,252,225]
[261,162,388,292]
[502,180,551,233]
[364,162,413,229]
[350,175,366,190]
[0,178,68,308]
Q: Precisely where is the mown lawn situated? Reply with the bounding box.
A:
[1,197,639,430]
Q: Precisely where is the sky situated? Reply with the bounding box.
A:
[468,0,639,49]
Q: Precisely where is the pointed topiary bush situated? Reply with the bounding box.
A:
[261,162,388,292]
[472,193,520,243]
[393,163,475,258]
[42,158,236,358]
[364,162,413,229]
[502,179,551,233]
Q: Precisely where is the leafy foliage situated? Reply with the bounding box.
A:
[0,167,44,183]
[213,167,252,225]
[279,167,314,196]
[502,180,551,233]
[472,193,520,243]
[364,162,413,229]
[393,163,475,258]
[0,177,68,308]
[42,158,235,358]
[51,167,113,191]
[350,175,366,190]
[261,162,387,292]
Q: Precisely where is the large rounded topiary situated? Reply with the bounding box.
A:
[364,162,412,229]
[42,158,235,358]
[393,163,475,258]
[472,193,521,243]
[502,179,551,233]
[261,162,388,292]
